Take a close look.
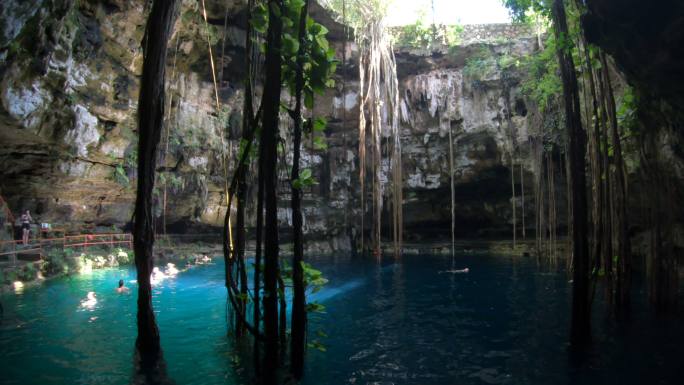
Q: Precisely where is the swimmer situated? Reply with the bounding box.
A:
[166,263,179,276]
[151,267,167,285]
[201,254,211,263]
[439,267,470,274]
[116,279,130,293]
[81,291,97,308]
[192,254,202,265]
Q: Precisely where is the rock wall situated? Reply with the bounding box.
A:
[0,0,541,250]
[459,23,535,45]
[393,38,538,240]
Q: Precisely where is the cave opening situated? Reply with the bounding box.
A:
[0,0,683,384]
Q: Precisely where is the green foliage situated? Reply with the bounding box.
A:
[320,0,392,31]
[445,25,464,46]
[170,127,209,152]
[302,261,328,293]
[2,269,18,285]
[463,48,497,81]
[124,148,137,168]
[182,9,221,45]
[497,54,520,71]
[391,20,446,49]
[307,339,327,352]
[519,33,562,113]
[393,22,429,49]
[292,168,316,189]
[111,164,129,187]
[312,136,327,151]
[304,117,329,151]
[617,86,638,133]
[165,173,184,193]
[42,250,68,276]
[502,0,551,22]
[238,137,259,163]
[252,0,338,103]
[18,263,37,281]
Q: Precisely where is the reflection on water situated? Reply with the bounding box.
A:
[131,350,176,385]
[0,255,682,385]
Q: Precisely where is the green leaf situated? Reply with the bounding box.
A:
[305,302,326,313]
[304,90,314,109]
[283,33,299,56]
[251,4,269,33]
[313,117,327,132]
[313,136,327,150]
[316,24,329,37]
[307,340,327,352]
[288,0,305,13]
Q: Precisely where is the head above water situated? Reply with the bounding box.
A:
[118,279,124,288]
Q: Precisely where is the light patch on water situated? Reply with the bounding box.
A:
[310,279,364,303]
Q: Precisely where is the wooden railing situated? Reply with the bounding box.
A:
[0,233,132,266]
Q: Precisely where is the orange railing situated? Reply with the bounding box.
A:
[63,233,133,249]
[0,240,41,266]
[0,233,132,266]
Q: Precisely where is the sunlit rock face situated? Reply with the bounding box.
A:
[0,0,541,248]
[394,37,538,240]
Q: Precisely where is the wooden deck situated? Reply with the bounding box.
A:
[0,233,132,266]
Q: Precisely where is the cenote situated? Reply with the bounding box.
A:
[2,0,684,384]
[2,254,682,385]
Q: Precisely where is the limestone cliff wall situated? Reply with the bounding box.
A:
[0,0,541,250]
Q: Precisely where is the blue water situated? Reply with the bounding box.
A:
[1,254,682,385]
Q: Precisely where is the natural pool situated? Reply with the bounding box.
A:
[1,253,682,385]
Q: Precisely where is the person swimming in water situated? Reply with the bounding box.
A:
[81,291,97,308]
[151,267,167,285]
[439,267,470,274]
[116,279,130,293]
[165,263,179,276]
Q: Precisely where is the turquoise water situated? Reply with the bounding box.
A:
[1,254,682,384]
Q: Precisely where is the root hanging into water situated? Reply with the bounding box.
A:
[356,11,403,257]
[448,118,455,262]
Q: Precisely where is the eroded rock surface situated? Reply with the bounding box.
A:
[0,0,540,248]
